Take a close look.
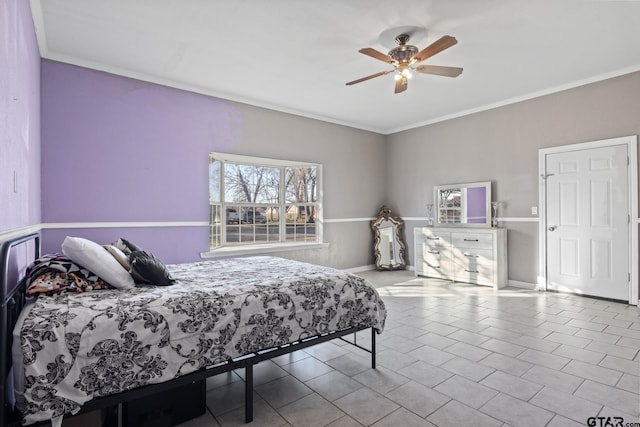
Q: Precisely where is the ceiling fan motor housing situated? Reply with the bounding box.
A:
[389,34,418,64]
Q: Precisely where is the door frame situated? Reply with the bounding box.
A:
[538,135,638,305]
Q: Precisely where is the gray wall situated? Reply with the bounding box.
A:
[386,71,640,284]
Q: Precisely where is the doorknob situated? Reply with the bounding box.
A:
[548,225,557,232]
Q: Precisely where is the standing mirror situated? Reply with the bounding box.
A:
[434,181,492,227]
[371,206,407,270]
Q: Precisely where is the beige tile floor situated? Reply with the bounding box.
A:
[180,270,640,427]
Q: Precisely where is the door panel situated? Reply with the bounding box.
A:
[559,238,578,277]
[546,145,629,301]
[559,182,578,225]
[590,180,611,227]
[590,239,611,280]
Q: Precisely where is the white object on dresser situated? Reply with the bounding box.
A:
[414,227,508,289]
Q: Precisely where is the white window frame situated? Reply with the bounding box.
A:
[202,152,326,258]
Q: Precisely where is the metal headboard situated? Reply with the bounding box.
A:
[1,232,40,425]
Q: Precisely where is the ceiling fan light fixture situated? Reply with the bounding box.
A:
[346,33,462,93]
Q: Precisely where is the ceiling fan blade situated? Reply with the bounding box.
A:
[345,70,392,86]
[394,76,408,94]
[359,48,396,64]
[415,64,463,77]
[413,35,458,63]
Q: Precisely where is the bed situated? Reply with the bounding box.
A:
[1,233,386,426]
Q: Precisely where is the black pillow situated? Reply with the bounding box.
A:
[129,250,175,286]
[113,238,143,256]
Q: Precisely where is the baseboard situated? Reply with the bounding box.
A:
[508,279,537,290]
[346,264,417,273]
[344,264,376,273]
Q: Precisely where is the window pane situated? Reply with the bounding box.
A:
[247,208,280,243]
[209,204,221,248]
[285,222,317,242]
[285,167,317,204]
[257,168,280,203]
[225,206,240,224]
[263,207,280,243]
[285,204,316,223]
[226,224,240,244]
[285,204,317,242]
[226,205,242,244]
[226,206,280,245]
[225,164,280,203]
[209,160,221,203]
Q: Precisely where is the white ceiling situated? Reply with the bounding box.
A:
[30,0,640,135]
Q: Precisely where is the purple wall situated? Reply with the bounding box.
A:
[41,61,241,223]
[0,0,41,287]
[0,0,41,232]
[40,61,244,262]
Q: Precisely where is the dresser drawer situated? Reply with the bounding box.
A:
[416,256,452,279]
[452,248,494,266]
[415,243,449,259]
[419,230,451,248]
[453,247,494,269]
[452,232,493,249]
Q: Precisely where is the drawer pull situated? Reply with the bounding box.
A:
[427,237,440,240]
[463,238,479,242]
[464,254,479,258]
[465,269,479,273]
[428,250,440,254]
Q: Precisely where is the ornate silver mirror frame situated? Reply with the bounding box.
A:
[370,206,408,271]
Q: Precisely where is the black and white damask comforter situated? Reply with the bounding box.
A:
[14,256,386,425]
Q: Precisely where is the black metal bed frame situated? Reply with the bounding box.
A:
[1,233,377,426]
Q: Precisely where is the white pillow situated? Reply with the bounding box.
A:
[62,236,135,290]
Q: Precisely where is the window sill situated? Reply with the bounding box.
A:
[200,242,329,259]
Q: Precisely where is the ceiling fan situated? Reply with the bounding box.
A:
[346,33,463,94]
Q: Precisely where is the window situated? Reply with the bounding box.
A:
[209,152,321,250]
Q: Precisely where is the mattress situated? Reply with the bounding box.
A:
[12,256,386,425]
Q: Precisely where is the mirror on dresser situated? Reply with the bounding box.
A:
[371,206,407,271]
[434,181,491,227]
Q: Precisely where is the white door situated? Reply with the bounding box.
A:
[545,144,629,301]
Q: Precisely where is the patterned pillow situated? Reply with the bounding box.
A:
[25,254,113,296]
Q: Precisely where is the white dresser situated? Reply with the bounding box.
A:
[414,227,508,289]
